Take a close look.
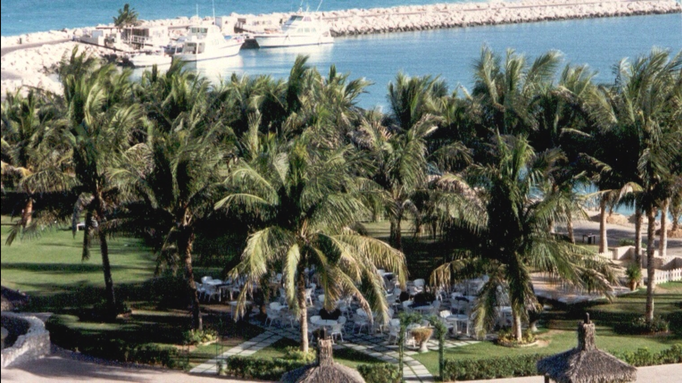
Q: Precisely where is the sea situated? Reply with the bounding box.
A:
[2,1,681,217]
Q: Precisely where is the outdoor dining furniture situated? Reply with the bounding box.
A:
[352,308,370,334]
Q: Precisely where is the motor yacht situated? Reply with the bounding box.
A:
[174,24,244,62]
[129,49,172,68]
[254,14,333,48]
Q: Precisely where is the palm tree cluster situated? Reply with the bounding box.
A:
[2,46,680,348]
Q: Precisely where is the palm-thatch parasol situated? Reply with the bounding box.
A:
[280,329,365,383]
[537,314,637,383]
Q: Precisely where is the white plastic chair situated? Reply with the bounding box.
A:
[201,276,213,284]
[265,308,281,327]
[413,279,426,288]
[330,322,344,342]
[352,309,370,334]
[203,283,221,302]
[386,318,401,344]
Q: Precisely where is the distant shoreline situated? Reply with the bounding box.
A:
[1,0,680,44]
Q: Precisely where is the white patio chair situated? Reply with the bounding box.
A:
[386,319,401,344]
[352,309,370,334]
[203,283,221,302]
[265,308,281,327]
[330,322,344,343]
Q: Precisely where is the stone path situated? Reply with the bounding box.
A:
[190,317,479,383]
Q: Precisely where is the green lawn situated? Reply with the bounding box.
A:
[1,215,157,309]
[412,282,682,375]
[252,337,384,369]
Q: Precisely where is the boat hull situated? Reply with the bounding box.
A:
[175,42,242,62]
[254,34,333,48]
[129,54,172,68]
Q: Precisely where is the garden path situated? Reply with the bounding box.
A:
[190,318,481,383]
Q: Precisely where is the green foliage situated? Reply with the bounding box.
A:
[282,346,316,363]
[442,354,544,381]
[496,328,536,346]
[612,344,682,367]
[183,328,218,345]
[46,314,182,368]
[619,239,636,246]
[224,355,306,380]
[357,363,402,383]
[614,316,669,335]
[625,263,643,284]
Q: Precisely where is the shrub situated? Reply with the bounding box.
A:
[225,355,305,380]
[46,314,181,368]
[614,316,669,335]
[496,328,536,346]
[619,239,636,246]
[612,344,682,366]
[357,363,401,383]
[282,346,315,363]
[183,328,218,345]
[442,354,544,381]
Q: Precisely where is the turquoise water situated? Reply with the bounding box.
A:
[0,0,486,36]
[171,14,681,109]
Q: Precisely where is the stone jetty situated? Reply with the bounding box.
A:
[1,0,680,96]
[321,0,681,36]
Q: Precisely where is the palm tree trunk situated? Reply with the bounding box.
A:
[21,196,33,229]
[567,210,575,244]
[645,206,656,324]
[599,196,608,253]
[181,226,202,331]
[634,206,643,266]
[659,200,669,258]
[512,310,522,342]
[95,195,116,316]
[297,270,309,353]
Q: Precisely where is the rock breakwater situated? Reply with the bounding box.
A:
[321,0,681,36]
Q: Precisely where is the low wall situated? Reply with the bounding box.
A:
[1,312,51,368]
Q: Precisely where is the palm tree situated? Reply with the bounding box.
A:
[62,60,141,316]
[431,134,615,341]
[113,3,140,30]
[2,90,72,243]
[590,49,681,324]
[112,119,228,330]
[218,133,407,352]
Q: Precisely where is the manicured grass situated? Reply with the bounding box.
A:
[252,337,384,368]
[412,282,682,376]
[1,216,155,297]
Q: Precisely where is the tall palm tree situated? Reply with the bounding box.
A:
[431,134,615,341]
[2,90,72,243]
[218,134,407,352]
[62,60,141,316]
[112,118,228,330]
[590,48,681,324]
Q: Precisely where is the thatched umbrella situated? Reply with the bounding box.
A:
[537,314,637,383]
[280,329,365,383]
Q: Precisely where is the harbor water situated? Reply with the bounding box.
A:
[173,13,680,109]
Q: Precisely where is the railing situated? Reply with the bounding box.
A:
[645,268,682,285]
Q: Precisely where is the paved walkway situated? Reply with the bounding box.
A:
[0,346,268,383]
[191,317,480,383]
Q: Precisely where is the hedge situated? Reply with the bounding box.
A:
[225,356,400,383]
[46,314,182,368]
[613,344,682,367]
[225,355,306,380]
[442,354,545,381]
[357,363,401,383]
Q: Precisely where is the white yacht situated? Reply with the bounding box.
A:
[174,24,244,62]
[254,14,333,48]
[129,49,172,68]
